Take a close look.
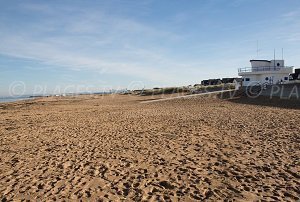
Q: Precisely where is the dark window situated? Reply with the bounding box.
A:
[284,77,288,80]
[245,78,250,81]
[265,77,269,81]
[277,63,280,66]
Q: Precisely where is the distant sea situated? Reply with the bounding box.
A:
[0,92,113,103]
[0,96,34,103]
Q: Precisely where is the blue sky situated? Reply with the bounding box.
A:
[1,0,300,96]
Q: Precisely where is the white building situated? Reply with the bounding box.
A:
[238,59,294,86]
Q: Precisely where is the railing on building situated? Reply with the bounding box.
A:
[238,66,293,73]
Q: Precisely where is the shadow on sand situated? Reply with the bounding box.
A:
[226,96,300,110]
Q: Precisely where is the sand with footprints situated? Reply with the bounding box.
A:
[0,94,299,201]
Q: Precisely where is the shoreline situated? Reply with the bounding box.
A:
[0,97,35,104]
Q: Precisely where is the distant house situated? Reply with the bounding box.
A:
[233,78,243,90]
[222,77,243,89]
[200,80,208,86]
[132,90,143,95]
[201,79,222,86]
[200,80,209,86]
[221,78,235,84]
[289,68,300,81]
[233,78,243,83]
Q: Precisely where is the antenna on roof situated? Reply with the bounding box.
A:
[274,49,276,67]
[256,40,259,58]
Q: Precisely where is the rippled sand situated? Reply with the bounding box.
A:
[0,94,299,201]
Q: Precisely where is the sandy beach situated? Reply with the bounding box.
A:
[0,94,299,201]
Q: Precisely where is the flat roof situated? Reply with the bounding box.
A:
[250,60,270,62]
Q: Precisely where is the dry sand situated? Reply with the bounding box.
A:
[0,94,299,201]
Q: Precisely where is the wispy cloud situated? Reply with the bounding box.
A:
[281,10,300,18]
[1,0,300,95]
[0,1,191,85]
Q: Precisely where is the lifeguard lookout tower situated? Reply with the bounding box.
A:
[238,59,294,86]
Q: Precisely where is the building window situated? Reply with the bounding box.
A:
[265,77,269,81]
[284,77,288,80]
[245,78,250,81]
[277,63,280,66]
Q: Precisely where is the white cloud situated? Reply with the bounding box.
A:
[0,2,192,86]
[281,10,299,18]
[1,0,300,92]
